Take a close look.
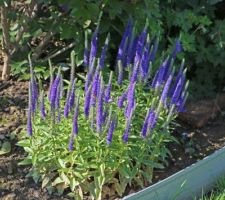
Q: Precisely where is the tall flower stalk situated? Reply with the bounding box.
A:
[96,77,104,133]
[40,90,46,120]
[105,71,113,103]
[27,81,33,136]
[49,69,61,122]
[106,115,117,145]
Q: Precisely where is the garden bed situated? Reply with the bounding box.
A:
[0,79,224,200]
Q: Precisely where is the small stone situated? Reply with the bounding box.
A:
[23,168,29,173]
[7,164,13,174]
[9,106,17,114]
[0,134,5,140]
[195,144,201,151]
[4,108,10,112]
[3,193,16,200]
[185,147,195,154]
[33,190,39,198]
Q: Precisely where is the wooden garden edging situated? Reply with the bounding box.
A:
[123,146,225,200]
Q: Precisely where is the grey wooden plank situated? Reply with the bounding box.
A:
[123,146,225,200]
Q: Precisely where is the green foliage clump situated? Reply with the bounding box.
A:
[17,21,188,198]
[18,79,175,199]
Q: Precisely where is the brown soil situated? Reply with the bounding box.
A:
[0,80,225,200]
[153,116,225,183]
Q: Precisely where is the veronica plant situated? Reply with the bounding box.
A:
[18,20,188,200]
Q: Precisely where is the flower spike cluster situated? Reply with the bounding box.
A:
[27,19,188,148]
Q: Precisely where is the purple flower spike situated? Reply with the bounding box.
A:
[140,42,150,80]
[85,57,96,92]
[172,39,183,59]
[125,82,136,118]
[169,59,185,97]
[134,27,148,67]
[73,97,80,135]
[27,109,32,136]
[178,92,188,112]
[100,34,110,69]
[84,48,89,67]
[147,110,157,131]
[105,71,113,103]
[84,85,92,118]
[122,111,133,143]
[55,75,62,110]
[117,60,123,85]
[69,79,76,110]
[171,74,185,105]
[130,61,140,83]
[117,19,133,61]
[103,108,108,123]
[106,116,117,145]
[68,134,75,152]
[50,71,61,122]
[29,55,38,113]
[56,76,63,122]
[141,109,151,138]
[40,91,46,119]
[27,81,33,136]
[155,57,169,88]
[127,36,138,66]
[160,69,174,104]
[31,77,38,113]
[50,75,61,110]
[89,28,98,67]
[64,96,70,118]
[69,96,80,152]
[118,91,127,109]
[96,80,104,133]
[90,67,100,106]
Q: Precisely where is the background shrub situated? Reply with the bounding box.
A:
[0,0,224,99]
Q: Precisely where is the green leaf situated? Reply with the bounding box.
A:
[24,147,33,154]
[42,176,50,188]
[32,171,41,184]
[52,177,64,186]
[18,158,32,166]
[119,166,130,178]
[58,158,66,168]
[115,182,126,197]
[0,141,11,155]
[100,163,105,177]
[86,3,99,16]
[74,172,83,179]
[208,0,223,5]
[60,172,70,185]
[70,178,79,191]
